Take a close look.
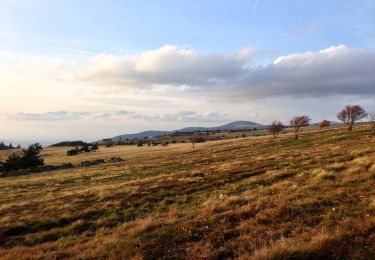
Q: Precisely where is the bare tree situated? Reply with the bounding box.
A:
[190,134,205,148]
[318,120,330,130]
[190,134,196,148]
[337,105,367,131]
[268,121,284,139]
[289,115,311,139]
[368,113,375,134]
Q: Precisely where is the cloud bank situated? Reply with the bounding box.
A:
[3,44,375,102]
[79,45,254,89]
[76,45,375,100]
[4,110,229,123]
[3,44,375,143]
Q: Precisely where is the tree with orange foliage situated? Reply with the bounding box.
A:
[318,120,330,130]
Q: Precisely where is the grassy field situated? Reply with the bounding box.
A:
[0,125,375,259]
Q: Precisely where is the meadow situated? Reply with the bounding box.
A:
[0,125,375,259]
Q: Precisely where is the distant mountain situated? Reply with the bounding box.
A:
[214,120,265,130]
[99,121,265,142]
[176,126,213,132]
[110,130,171,142]
[178,120,265,132]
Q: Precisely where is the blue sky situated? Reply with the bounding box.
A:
[1,0,375,145]
[2,0,374,56]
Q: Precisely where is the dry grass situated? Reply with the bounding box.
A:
[0,126,375,259]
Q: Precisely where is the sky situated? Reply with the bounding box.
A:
[1,0,375,145]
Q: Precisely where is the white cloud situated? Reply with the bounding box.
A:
[78,45,254,88]
[8,111,90,121]
[74,45,375,101]
[3,44,375,101]
[160,111,229,122]
[4,110,229,123]
[233,45,375,100]
[2,44,375,143]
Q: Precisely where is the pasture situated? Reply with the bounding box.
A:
[0,126,375,259]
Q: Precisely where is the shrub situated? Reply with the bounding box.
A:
[190,135,206,148]
[0,143,44,172]
[195,136,206,143]
[67,148,80,156]
[91,143,99,151]
[319,120,330,129]
[80,144,91,153]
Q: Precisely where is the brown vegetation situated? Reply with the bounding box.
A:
[318,119,330,129]
[0,125,375,259]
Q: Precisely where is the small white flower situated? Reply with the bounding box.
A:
[219,194,224,199]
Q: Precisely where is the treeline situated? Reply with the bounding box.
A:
[170,128,260,137]
[0,141,21,150]
[50,141,87,147]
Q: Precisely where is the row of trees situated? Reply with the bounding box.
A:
[0,142,21,150]
[268,105,371,139]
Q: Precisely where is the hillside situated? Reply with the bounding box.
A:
[100,120,265,142]
[178,120,265,132]
[0,125,375,259]
[214,120,264,130]
[110,130,171,142]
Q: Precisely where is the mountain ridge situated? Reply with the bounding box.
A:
[100,120,266,142]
